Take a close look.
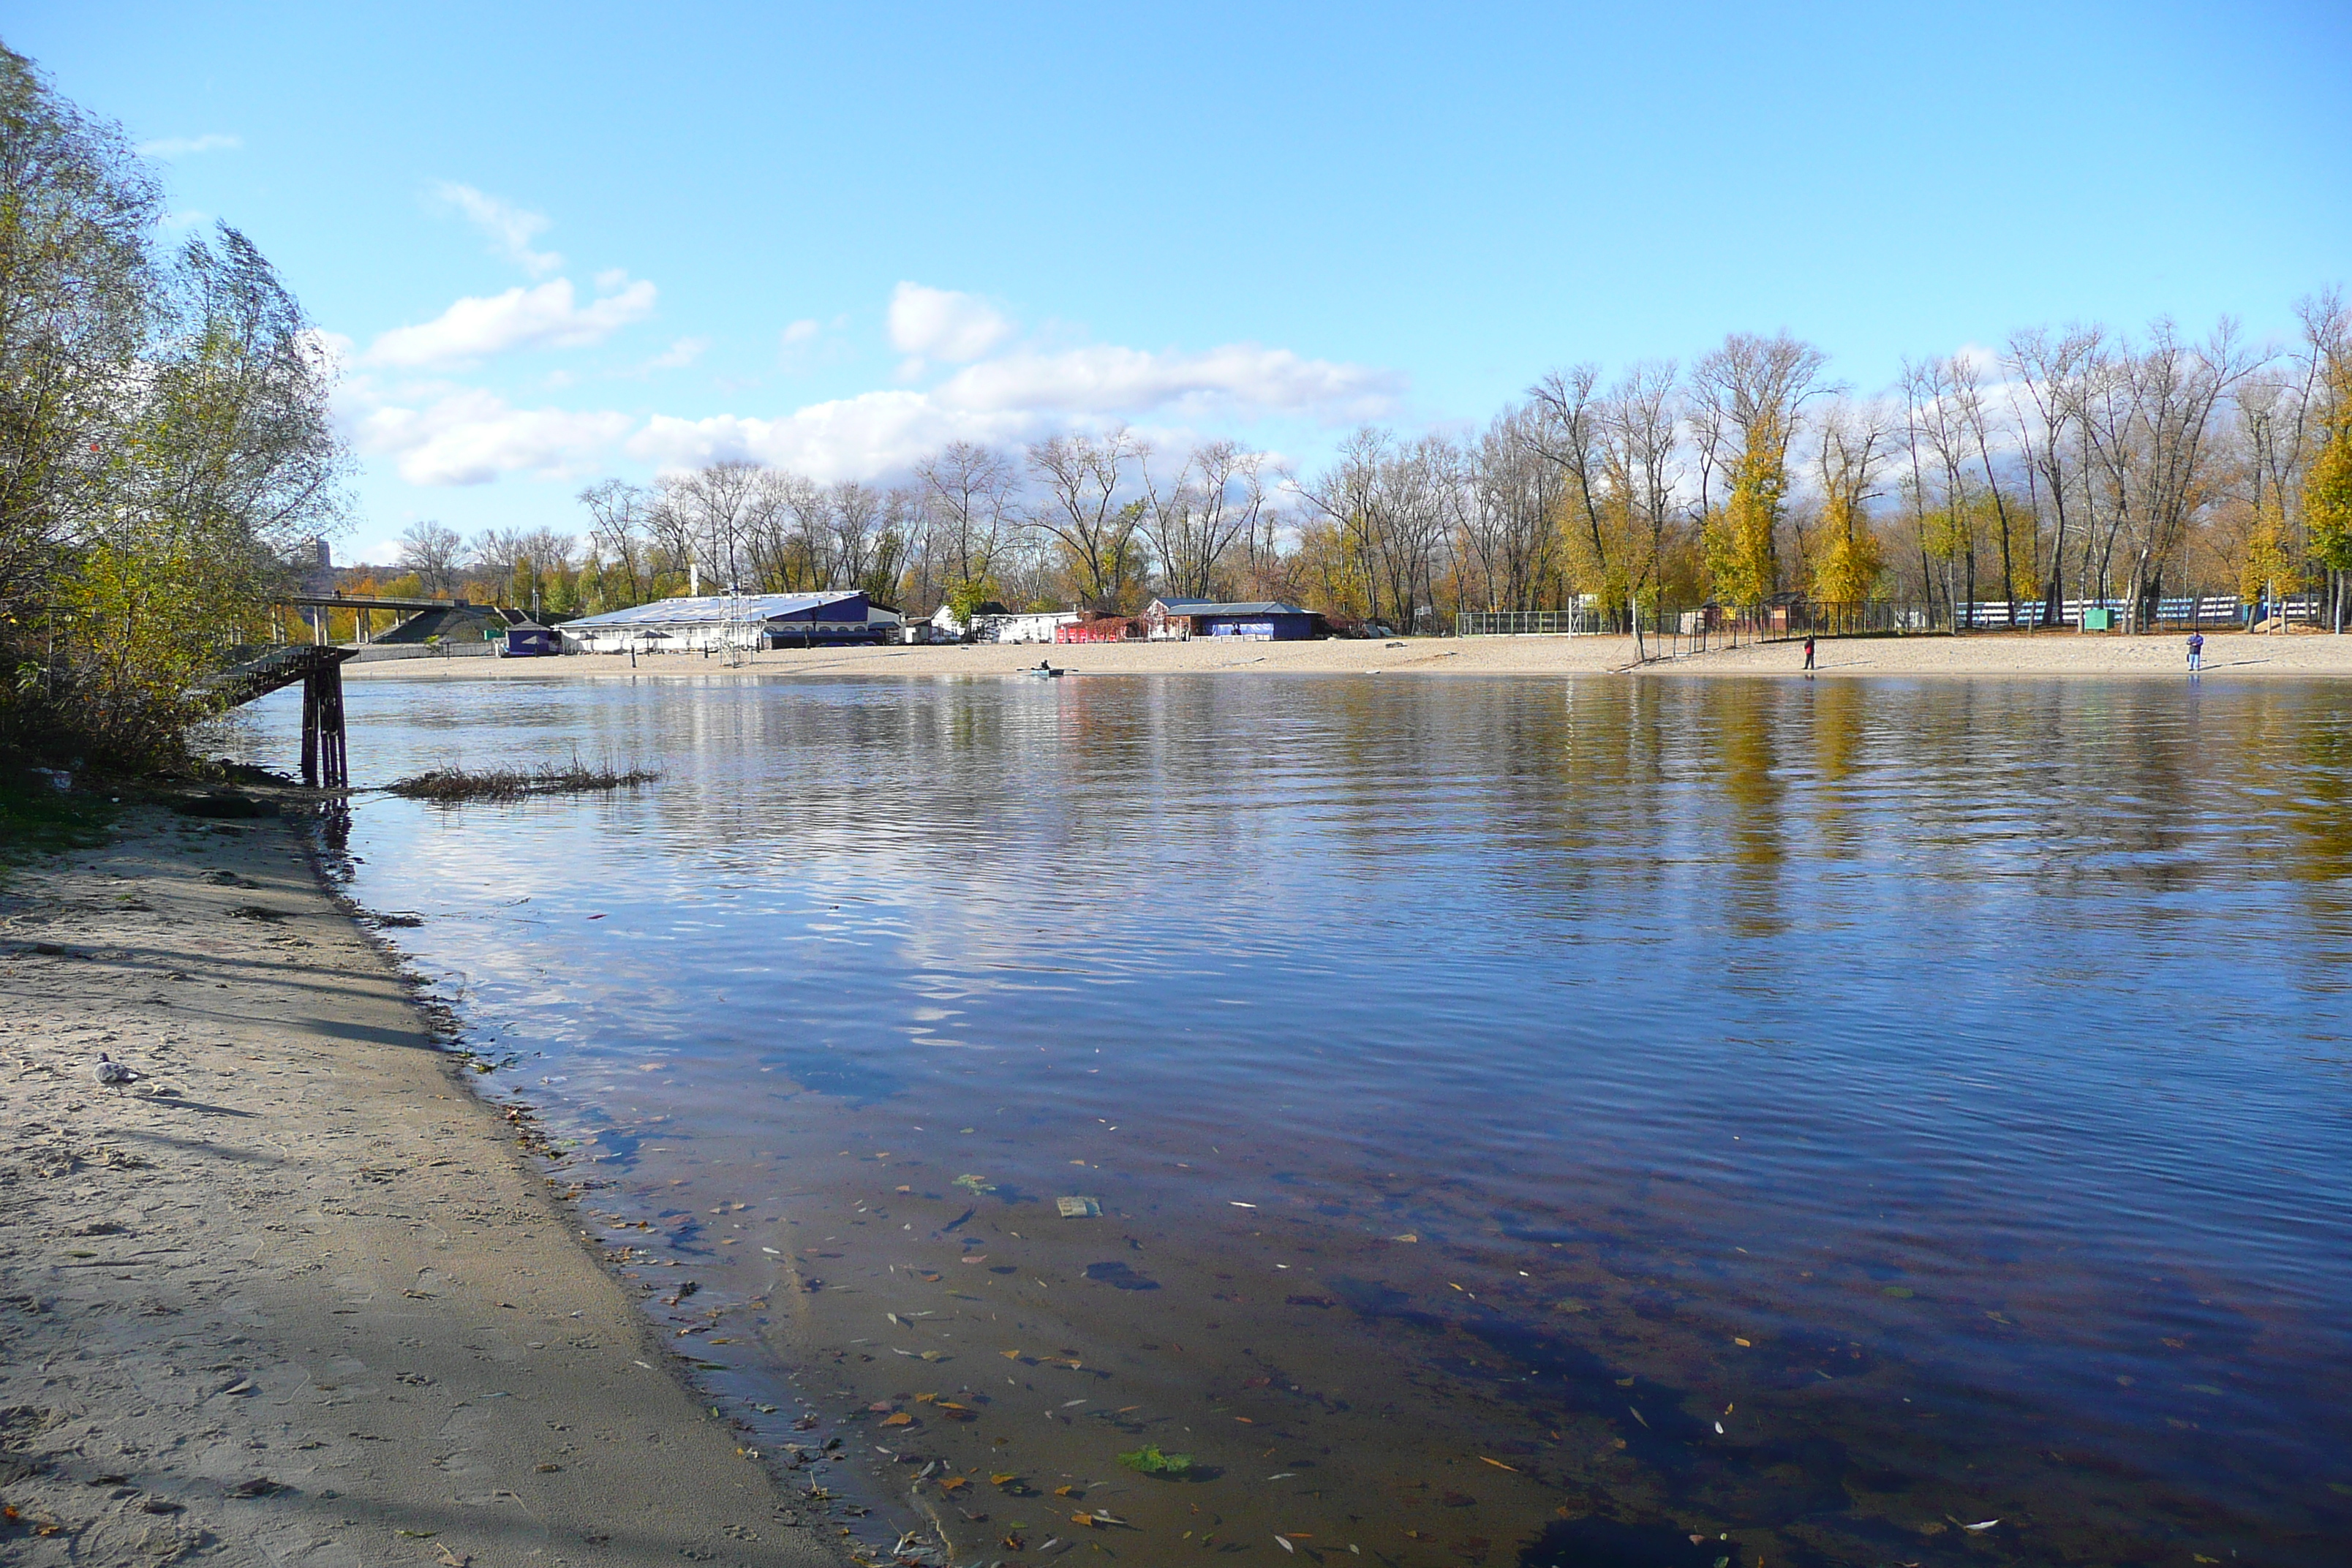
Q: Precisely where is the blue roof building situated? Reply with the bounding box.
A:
[1145,597,1321,641]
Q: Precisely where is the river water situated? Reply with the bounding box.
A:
[211,670,2352,1567]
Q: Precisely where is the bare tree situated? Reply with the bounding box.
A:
[576,479,650,603]
[2064,319,2261,631]
[2004,328,2094,625]
[1902,355,1980,628]
[915,441,1018,595]
[1455,404,1566,613]
[1025,429,1147,610]
[652,460,766,592]
[1603,361,1685,634]
[829,480,883,589]
[1948,357,2031,627]
[396,519,464,595]
[1810,399,1892,608]
[1689,332,1831,603]
[1140,439,1265,599]
[1526,366,1615,595]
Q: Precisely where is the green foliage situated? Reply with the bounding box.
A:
[1705,421,1788,605]
[1813,516,1884,605]
[1116,1444,1195,1476]
[945,576,999,622]
[0,45,347,768]
[2240,499,2298,600]
[2308,368,2352,573]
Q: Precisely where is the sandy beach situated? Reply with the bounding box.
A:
[343,627,2352,685]
[0,804,845,1568]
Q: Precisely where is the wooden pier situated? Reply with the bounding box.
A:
[200,644,357,789]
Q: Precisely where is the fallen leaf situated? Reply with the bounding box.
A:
[1477,1456,1518,1472]
[1733,1337,1752,1347]
[881,1413,913,1427]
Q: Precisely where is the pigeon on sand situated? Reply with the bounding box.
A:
[94,1053,143,1087]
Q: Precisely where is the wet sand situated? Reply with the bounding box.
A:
[0,806,847,1568]
[344,627,2352,684]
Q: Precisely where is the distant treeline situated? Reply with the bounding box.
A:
[0,44,347,766]
[421,314,2351,637]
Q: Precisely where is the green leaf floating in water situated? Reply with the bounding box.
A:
[1117,1444,1195,1476]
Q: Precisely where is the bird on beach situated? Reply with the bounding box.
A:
[94,1053,143,1087]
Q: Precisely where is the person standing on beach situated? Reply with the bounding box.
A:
[2187,630,2204,674]
[1802,635,1816,674]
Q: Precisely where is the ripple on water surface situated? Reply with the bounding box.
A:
[210,671,2352,1565]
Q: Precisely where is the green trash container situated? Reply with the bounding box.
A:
[2081,607,2112,631]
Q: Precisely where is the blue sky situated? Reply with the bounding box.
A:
[12,1,2348,562]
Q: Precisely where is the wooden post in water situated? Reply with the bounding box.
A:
[299,655,350,790]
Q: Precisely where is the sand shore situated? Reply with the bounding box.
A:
[344,627,2352,684]
[0,804,845,1567]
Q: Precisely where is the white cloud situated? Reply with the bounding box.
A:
[363,276,659,368]
[355,388,634,486]
[623,338,1393,480]
[347,280,1399,491]
[935,342,1398,421]
[643,336,708,371]
[159,209,210,231]
[631,392,1038,483]
[887,282,1014,363]
[433,182,564,277]
[137,132,241,157]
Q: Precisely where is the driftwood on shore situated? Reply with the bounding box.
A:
[384,761,660,802]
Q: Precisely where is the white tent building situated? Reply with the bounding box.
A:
[559,592,901,654]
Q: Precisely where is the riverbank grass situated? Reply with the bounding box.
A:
[385,760,660,802]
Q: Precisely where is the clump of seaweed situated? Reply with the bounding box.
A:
[384,761,659,803]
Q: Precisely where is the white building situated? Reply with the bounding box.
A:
[560,592,901,654]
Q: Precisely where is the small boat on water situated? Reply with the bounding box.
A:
[1027,660,1064,679]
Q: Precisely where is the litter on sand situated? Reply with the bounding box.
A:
[1056,1196,1101,1218]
